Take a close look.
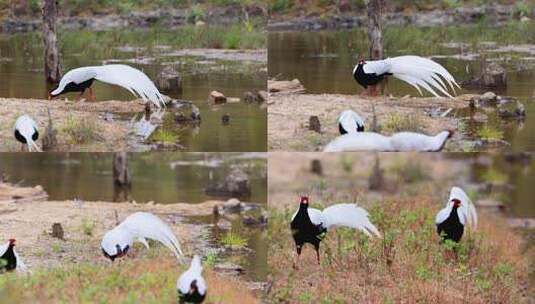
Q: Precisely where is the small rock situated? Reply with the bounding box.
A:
[216,218,232,230]
[214,262,244,276]
[520,16,531,23]
[268,79,305,94]
[227,97,240,103]
[243,91,258,103]
[242,214,268,227]
[51,223,64,240]
[222,114,230,125]
[210,91,227,104]
[257,91,267,102]
[482,62,507,88]
[480,91,497,104]
[310,159,323,175]
[156,66,182,92]
[206,169,251,198]
[498,101,526,119]
[195,20,206,26]
[309,116,321,133]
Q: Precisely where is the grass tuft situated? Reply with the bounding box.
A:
[151,129,179,144]
[381,113,424,133]
[61,116,102,144]
[477,125,504,141]
[221,232,248,249]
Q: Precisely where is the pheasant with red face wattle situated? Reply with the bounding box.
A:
[0,239,28,273]
[290,196,381,269]
[435,187,478,243]
[352,55,460,97]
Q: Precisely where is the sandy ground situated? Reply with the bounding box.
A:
[267,90,473,152]
[0,97,146,152]
[0,182,229,270]
[267,152,470,210]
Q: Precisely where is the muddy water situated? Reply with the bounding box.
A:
[269,25,535,151]
[0,28,267,152]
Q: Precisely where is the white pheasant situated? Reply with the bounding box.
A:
[290,196,381,268]
[353,55,460,97]
[323,130,453,152]
[13,115,41,152]
[338,110,365,134]
[177,255,207,303]
[50,64,166,107]
[101,212,183,261]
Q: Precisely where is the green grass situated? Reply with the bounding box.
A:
[477,124,504,141]
[381,113,424,133]
[150,129,179,144]
[80,218,96,236]
[267,196,529,303]
[221,232,248,249]
[60,116,102,145]
[0,258,258,303]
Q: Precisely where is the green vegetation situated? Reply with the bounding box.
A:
[381,113,424,133]
[268,197,529,303]
[151,129,179,144]
[80,218,96,236]
[0,258,258,303]
[61,116,103,145]
[477,124,504,141]
[221,231,248,248]
[481,168,508,184]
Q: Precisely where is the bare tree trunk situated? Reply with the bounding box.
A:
[367,0,384,60]
[42,0,61,84]
[113,152,131,187]
[367,0,385,94]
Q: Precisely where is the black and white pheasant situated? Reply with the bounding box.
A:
[338,110,365,134]
[0,239,28,273]
[177,255,207,304]
[352,56,459,97]
[13,115,41,152]
[435,187,478,243]
[290,196,381,268]
[101,212,183,261]
[50,64,165,107]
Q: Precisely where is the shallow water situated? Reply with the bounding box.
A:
[0,28,267,152]
[269,25,535,151]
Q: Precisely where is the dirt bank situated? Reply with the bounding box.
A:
[268,4,519,31]
[267,88,472,152]
[0,97,146,152]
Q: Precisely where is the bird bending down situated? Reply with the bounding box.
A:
[435,187,478,243]
[13,115,41,152]
[338,110,365,134]
[290,196,381,269]
[0,239,28,273]
[101,212,183,261]
[324,130,453,152]
[177,255,207,304]
[353,55,460,98]
[50,64,166,108]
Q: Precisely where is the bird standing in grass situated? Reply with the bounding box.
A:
[177,255,207,304]
[101,212,183,261]
[49,64,165,108]
[0,239,28,273]
[435,187,478,243]
[290,196,381,269]
[353,55,460,97]
[338,110,365,134]
[13,115,41,152]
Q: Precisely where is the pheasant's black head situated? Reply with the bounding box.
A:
[452,198,461,208]
[300,196,309,204]
[8,239,15,247]
[447,130,454,138]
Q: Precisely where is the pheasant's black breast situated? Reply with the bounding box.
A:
[61,78,95,94]
[178,291,206,304]
[353,64,388,88]
[436,208,464,242]
[0,246,17,272]
[291,209,326,247]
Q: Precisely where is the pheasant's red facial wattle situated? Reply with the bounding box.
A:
[358,59,365,65]
[8,239,16,246]
[452,199,461,208]
[300,196,309,204]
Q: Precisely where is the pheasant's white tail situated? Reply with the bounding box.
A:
[389,56,460,98]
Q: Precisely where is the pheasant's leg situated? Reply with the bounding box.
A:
[76,91,84,102]
[360,87,369,96]
[315,249,321,265]
[292,245,302,270]
[88,87,96,102]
